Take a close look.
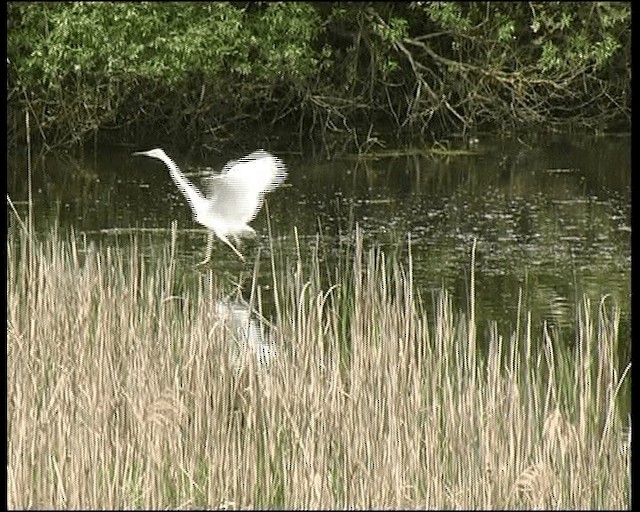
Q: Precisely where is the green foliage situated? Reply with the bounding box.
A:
[422,2,472,32]
[529,2,629,74]
[245,3,321,82]
[6,1,631,152]
[373,15,409,44]
[421,1,630,76]
[7,2,324,148]
[11,3,246,85]
[405,1,630,134]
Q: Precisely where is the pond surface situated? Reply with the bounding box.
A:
[7,133,631,352]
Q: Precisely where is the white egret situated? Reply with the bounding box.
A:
[133,148,287,264]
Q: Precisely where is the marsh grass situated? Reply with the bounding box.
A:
[7,223,630,509]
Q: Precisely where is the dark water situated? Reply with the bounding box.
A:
[7,134,631,354]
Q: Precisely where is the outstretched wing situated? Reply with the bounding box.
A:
[205,150,287,225]
[223,150,286,193]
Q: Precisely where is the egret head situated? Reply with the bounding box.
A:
[132,148,167,161]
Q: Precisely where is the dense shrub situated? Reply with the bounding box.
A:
[7,2,630,153]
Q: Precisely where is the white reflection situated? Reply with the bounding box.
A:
[215,299,276,369]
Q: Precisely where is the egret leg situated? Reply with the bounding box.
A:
[197,231,215,266]
[220,235,246,262]
[198,231,246,263]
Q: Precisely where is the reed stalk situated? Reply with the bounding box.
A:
[7,225,630,509]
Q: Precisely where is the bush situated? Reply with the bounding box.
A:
[7,2,631,153]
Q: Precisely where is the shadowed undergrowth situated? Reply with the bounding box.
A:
[7,225,630,509]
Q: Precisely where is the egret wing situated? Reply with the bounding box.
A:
[205,150,287,223]
[220,159,239,174]
[206,174,265,225]
[217,150,286,195]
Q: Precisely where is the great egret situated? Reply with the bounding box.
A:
[133,148,287,264]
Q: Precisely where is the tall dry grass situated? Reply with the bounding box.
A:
[7,224,630,509]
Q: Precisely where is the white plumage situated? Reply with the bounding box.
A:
[133,148,286,263]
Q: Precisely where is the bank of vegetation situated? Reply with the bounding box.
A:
[7,222,630,508]
[7,2,630,154]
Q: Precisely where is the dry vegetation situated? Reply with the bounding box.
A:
[7,225,630,509]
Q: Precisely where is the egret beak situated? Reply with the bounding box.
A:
[132,151,148,157]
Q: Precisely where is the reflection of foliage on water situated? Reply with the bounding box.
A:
[7,133,630,364]
[406,186,630,346]
[315,135,631,351]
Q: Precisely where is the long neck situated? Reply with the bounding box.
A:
[162,154,205,211]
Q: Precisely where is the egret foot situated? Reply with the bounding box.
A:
[200,231,246,263]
